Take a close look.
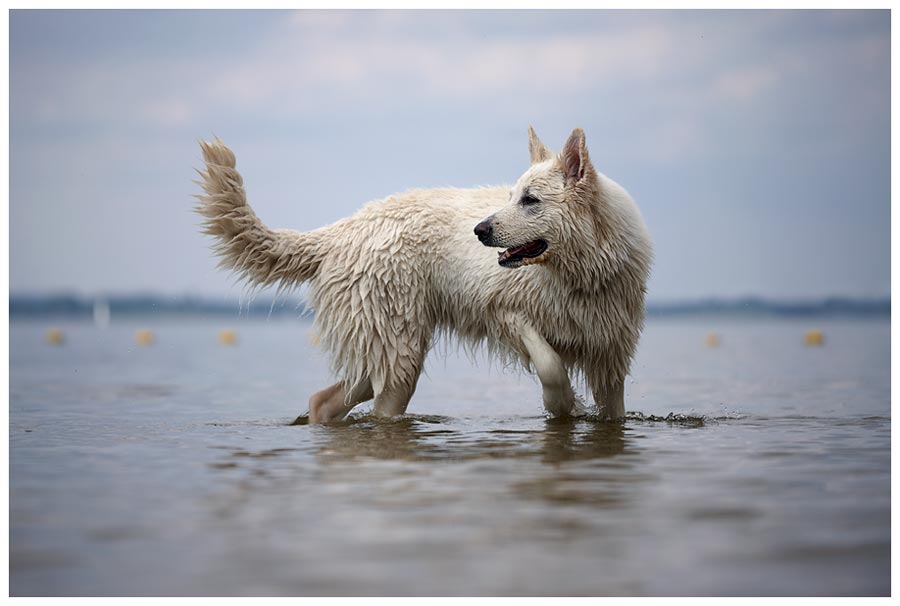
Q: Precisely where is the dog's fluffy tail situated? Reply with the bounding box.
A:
[194,138,325,290]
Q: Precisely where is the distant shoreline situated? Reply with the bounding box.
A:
[8,294,890,319]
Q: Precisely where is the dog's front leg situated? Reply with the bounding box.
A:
[593,379,625,420]
[518,324,579,417]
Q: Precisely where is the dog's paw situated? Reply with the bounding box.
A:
[546,394,588,419]
[289,412,311,426]
[569,394,589,418]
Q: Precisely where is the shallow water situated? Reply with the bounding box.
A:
[9,317,890,596]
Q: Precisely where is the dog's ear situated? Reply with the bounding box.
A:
[561,128,593,187]
[528,126,553,165]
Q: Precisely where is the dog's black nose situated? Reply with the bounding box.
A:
[474,220,493,243]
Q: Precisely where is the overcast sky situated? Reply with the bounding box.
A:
[9,9,890,301]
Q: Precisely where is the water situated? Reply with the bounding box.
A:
[9,317,890,596]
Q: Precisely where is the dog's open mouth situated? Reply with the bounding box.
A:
[498,239,548,268]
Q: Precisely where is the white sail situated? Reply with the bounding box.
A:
[93,299,110,329]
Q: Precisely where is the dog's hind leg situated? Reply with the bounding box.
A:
[371,345,427,418]
[357,320,431,419]
[372,359,424,418]
[308,378,374,424]
[519,324,579,417]
[373,383,418,418]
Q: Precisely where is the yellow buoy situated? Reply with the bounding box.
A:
[135,329,155,346]
[218,329,237,345]
[46,328,65,345]
[308,331,321,346]
[704,332,720,348]
[804,330,825,346]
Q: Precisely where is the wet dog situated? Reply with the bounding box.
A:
[195,128,652,423]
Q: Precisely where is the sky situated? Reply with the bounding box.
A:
[9,10,891,302]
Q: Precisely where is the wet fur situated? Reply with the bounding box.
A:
[195,128,652,421]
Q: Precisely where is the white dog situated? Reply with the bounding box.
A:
[196,128,652,423]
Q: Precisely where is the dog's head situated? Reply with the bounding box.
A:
[474,127,601,269]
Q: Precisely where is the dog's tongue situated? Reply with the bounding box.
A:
[499,241,544,261]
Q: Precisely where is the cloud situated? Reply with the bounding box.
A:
[10,10,887,177]
[211,18,680,99]
[713,66,778,101]
[136,98,193,126]
[12,14,686,130]
[11,10,888,172]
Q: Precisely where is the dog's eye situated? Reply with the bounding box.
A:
[520,194,541,206]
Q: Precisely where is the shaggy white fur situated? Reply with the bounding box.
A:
[195,128,652,423]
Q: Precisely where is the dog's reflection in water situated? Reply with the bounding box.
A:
[207,415,639,521]
[538,416,630,464]
[304,414,631,465]
[303,415,637,512]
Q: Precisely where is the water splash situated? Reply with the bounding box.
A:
[625,411,707,427]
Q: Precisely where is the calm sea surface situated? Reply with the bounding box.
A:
[9,316,890,596]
